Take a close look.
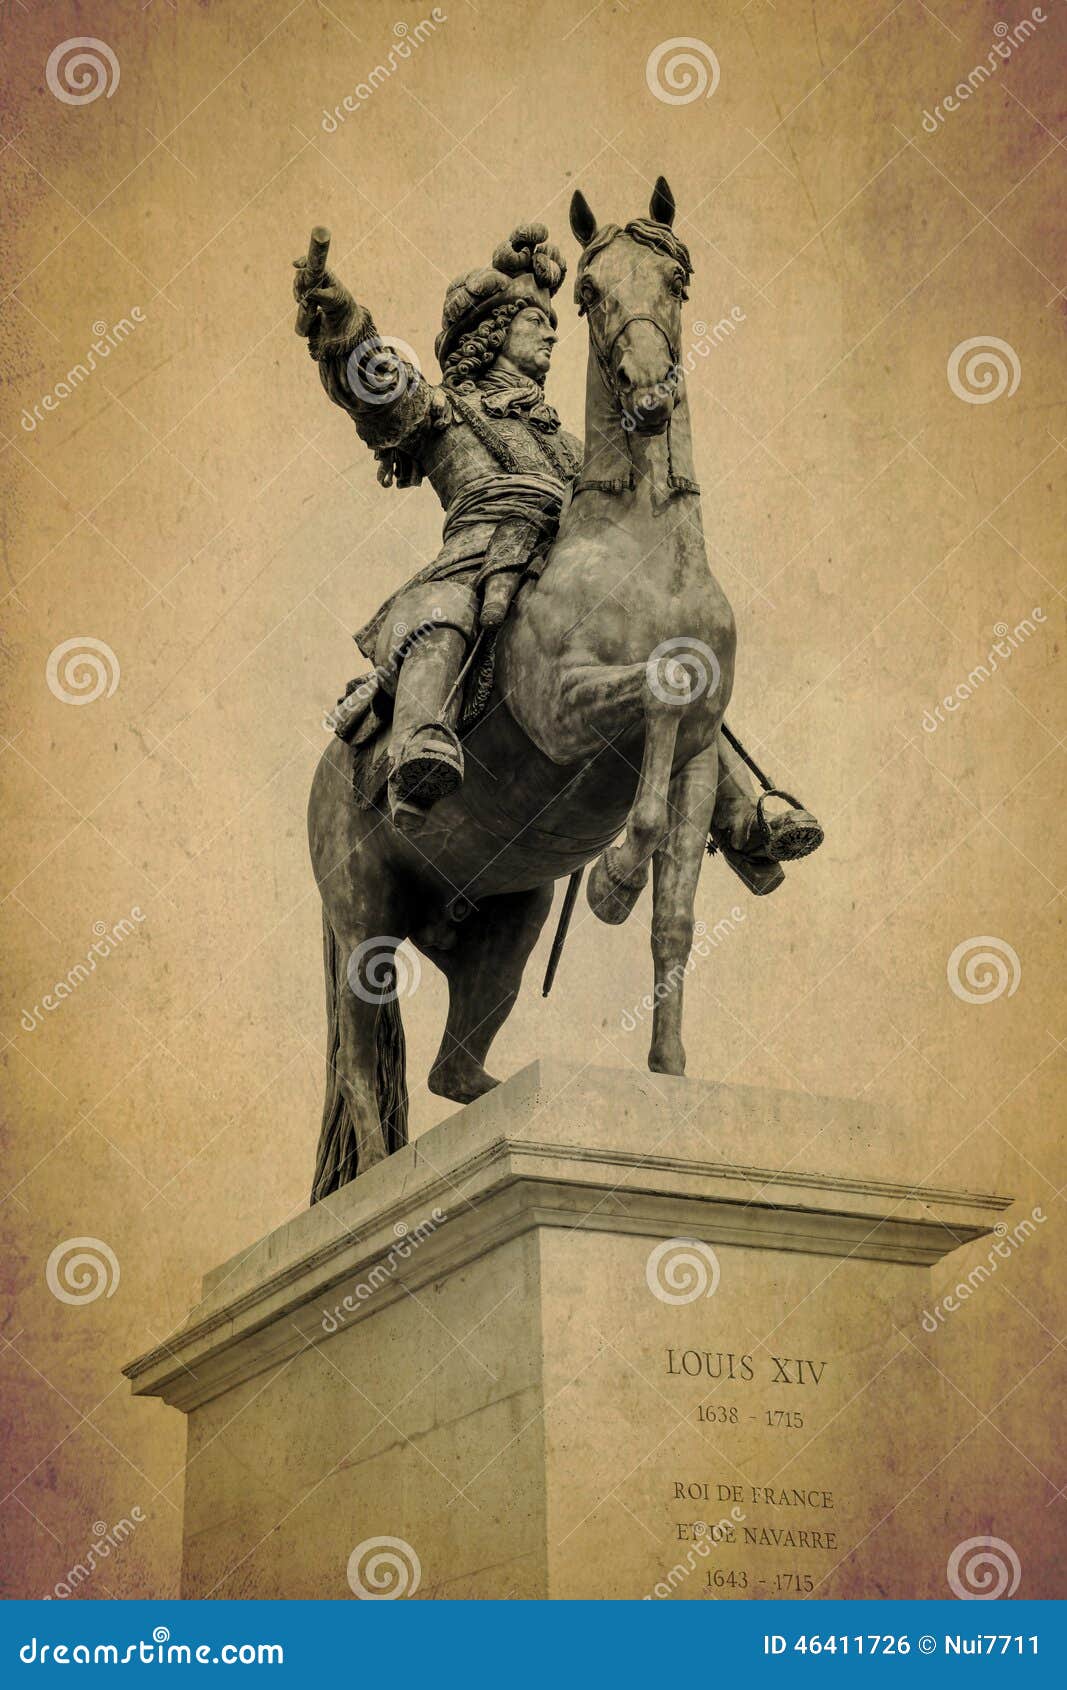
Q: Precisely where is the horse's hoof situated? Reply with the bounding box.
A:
[587,851,647,925]
[428,1063,500,1104]
[649,1043,686,1076]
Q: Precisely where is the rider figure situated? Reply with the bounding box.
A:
[294,223,822,892]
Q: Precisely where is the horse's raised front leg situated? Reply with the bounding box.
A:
[585,656,693,925]
[647,742,720,1075]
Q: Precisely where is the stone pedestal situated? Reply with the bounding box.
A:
[125,1062,1008,1600]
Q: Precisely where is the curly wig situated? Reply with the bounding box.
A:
[440,298,529,390]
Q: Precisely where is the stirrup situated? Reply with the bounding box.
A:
[710,790,823,896]
[750,789,824,862]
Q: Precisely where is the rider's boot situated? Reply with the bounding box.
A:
[386,625,467,836]
[710,732,824,896]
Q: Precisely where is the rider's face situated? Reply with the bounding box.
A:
[501,307,557,381]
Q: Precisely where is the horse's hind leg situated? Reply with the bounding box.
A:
[648,741,719,1076]
[427,884,554,1104]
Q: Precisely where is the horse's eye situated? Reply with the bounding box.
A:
[579,279,600,308]
[669,271,687,298]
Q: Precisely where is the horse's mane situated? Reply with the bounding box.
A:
[574,219,694,293]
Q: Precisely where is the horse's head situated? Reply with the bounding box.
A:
[569,176,692,435]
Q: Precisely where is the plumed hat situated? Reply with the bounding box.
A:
[435,223,566,366]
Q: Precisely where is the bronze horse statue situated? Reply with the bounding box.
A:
[307,182,760,1200]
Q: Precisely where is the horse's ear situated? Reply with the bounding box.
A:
[569,189,598,247]
[650,175,676,227]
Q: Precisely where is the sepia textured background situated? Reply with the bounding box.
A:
[1,0,1064,1599]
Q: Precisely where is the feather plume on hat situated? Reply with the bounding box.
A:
[435,225,566,367]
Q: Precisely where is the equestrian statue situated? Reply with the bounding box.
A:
[295,178,823,1201]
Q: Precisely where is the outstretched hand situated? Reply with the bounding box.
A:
[292,259,357,337]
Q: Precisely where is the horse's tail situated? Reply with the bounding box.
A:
[310,914,409,1204]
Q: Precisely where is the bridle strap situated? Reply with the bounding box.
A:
[587,311,678,395]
